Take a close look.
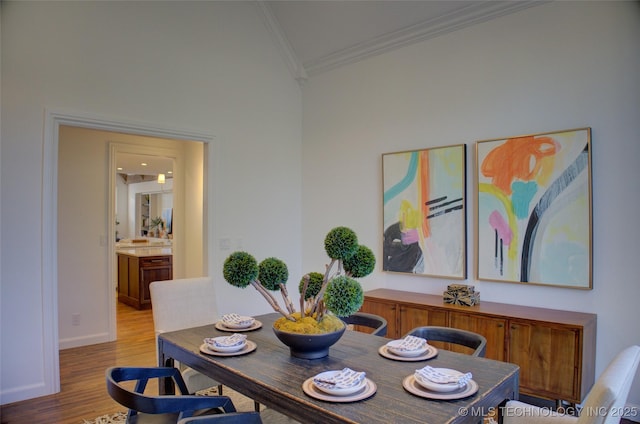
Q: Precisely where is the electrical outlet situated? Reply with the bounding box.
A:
[72,313,81,326]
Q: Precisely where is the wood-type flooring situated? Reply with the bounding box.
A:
[1,302,156,424]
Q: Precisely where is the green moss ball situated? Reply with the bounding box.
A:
[324,227,358,260]
[323,275,364,317]
[343,245,376,278]
[223,251,258,288]
[258,257,288,291]
[299,272,324,299]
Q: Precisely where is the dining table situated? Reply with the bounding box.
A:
[157,313,519,424]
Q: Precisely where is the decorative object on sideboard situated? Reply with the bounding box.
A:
[443,283,480,306]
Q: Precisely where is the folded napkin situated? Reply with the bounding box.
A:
[221,313,254,326]
[208,333,247,347]
[313,368,366,389]
[415,366,472,387]
[388,335,427,352]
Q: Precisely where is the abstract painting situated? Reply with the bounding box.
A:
[475,128,592,289]
[382,145,467,279]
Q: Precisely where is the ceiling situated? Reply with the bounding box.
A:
[116,153,173,181]
[118,1,543,176]
[261,0,545,78]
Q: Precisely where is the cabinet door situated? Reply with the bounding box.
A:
[509,320,579,402]
[117,255,129,296]
[139,257,173,307]
[399,305,448,348]
[449,312,506,360]
[361,299,398,338]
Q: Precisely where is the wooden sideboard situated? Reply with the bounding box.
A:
[361,288,596,404]
[117,250,172,309]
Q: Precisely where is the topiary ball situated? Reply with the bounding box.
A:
[299,272,324,299]
[323,275,364,317]
[324,227,358,260]
[258,257,288,291]
[223,251,258,288]
[343,244,376,278]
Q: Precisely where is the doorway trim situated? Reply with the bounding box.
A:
[43,108,215,395]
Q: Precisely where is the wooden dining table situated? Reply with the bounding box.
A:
[158,313,519,424]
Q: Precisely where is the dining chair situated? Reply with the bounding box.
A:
[503,345,640,424]
[177,410,299,424]
[404,326,487,357]
[106,366,244,424]
[177,412,263,424]
[340,312,388,336]
[149,278,223,395]
[150,278,261,412]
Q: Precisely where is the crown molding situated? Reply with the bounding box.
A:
[303,1,546,76]
[255,1,308,86]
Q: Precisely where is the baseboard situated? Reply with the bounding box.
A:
[59,332,111,350]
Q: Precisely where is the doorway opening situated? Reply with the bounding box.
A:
[43,109,215,395]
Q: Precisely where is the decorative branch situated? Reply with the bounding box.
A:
[299,275,310,318]
[279,283,296,315]
[250,281,296,321]
[311,259,337,316]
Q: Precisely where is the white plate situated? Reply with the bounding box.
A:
[403,375,478,400]
[204,336,247,353]
[215,320,262,332]
[385,339,429,357]
[414,368,466,392]
[199,341,257,357]
[312,370,367,396]
[221,317,255,329]
[378,344,438,362]
[303,377,376,402]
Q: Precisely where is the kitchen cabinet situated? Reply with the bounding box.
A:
[361,288,596,404]
[117,249,172,310]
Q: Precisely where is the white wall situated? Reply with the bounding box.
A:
[302,1,640,410]
[1,1,302,403]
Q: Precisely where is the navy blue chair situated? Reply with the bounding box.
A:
[404,326,487,357]
[178,412,263,424]
[341,312,387,336]
[106,367,249,424]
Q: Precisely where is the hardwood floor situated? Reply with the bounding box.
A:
[1,302,157,424]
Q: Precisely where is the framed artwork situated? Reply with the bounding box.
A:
[475,128,592,289]
[382,145,467,279]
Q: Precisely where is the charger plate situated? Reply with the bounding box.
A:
[215,320,262,332]
[199,341,257,357]
[302,377,376,402]
[402,375,478,400]
[378,344,438,362]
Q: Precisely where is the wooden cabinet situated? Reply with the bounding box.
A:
[361,288,596,404]
[449,311,506,360]
[509,320,584,403]
[117,252,172,309]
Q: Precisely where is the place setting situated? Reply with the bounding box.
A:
[378,335,438,361]
[199,333,257,357]
[302,367,377,402]
[215,313,262,332]
[402,365,478,400]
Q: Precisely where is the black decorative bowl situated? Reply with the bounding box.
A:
[272,325,346,359]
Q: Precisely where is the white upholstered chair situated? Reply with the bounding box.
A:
[149,277,223,395]
[503,345,640,424]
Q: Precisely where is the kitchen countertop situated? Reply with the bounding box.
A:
[116,247,172,257]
